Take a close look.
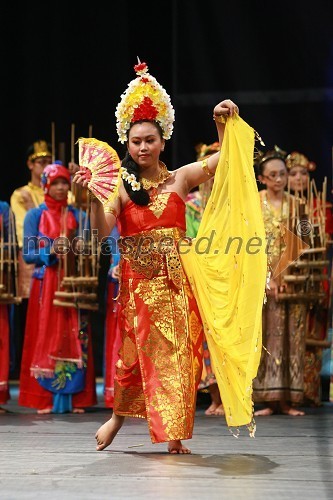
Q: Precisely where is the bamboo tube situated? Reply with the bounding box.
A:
[287,178,291,231]
[6,204,12,295]
[305,338,331,348]
[316,195,324,247]
[51,122,55,163]
[71,123,75,163]
[0,295,21,305]
[63,207,68,278]
[322,177,327,246]
[277,292,326,301]
[10,209,19,297]
[54,291,97,300]
[62,276,98,285]
[53,299,98,311]
[88,125,93,138]
[83,206,90,277]
[79,209,83,277]
[291,194,296,232]
[309,181,314,247]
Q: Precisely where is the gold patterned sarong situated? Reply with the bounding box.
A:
[114,227,203,443]
[118,227,186,289]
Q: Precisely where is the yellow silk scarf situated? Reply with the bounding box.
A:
[180,114,267,435]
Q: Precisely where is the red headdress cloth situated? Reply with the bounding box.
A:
[41,163,71,193]
[115,59,175,143]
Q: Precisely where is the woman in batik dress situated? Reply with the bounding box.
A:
[253,148,307,416]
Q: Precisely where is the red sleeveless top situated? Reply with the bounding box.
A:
[118,192,186,236]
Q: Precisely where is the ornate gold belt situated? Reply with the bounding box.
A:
[118,227,186,288]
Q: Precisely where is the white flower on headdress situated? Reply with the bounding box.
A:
[120,167,141,191]
[115,61,175,144]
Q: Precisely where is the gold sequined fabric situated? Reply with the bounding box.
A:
[118,227,186,289]
[114,274,203,443]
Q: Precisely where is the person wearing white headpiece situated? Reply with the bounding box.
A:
[73,60,266,453]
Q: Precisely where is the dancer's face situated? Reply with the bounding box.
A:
[127,122,165,172]
[259,159,288,194]
[48,178,70,200]
[288,166,309,193]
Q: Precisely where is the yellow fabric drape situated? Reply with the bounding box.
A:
[180,114,267,435]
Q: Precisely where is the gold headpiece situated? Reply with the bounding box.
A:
[27,140,52,161]
[285,151,316,171]
[196,141,220,161]
[254,145,287,168]
[115,59,175,144]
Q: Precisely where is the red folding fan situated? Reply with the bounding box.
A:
[78,138,121,204]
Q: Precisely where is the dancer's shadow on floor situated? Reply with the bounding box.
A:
[121,451,278,477]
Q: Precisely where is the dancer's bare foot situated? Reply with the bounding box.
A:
[212,404,225,416]
[37,407,52,414]
[167,440,191,454]
[0,407,8,414]
[95,413,125,451]
[72,408,85,414]
[205,402,225,416]
[205,383,224,416]
[254,407,274,416]
[281,405,305,416]
[205,402,219,415]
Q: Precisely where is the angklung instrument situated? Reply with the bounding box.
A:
[0,208,21,305]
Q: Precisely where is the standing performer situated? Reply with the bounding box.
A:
[286,151,332,405]
[10,141,52,375]
[19,163,97,413]
[73,61,266,453]
[0,201,12,412]
[254,147,307,416]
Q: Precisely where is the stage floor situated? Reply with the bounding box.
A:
[1,386,332,500]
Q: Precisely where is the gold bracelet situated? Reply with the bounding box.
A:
[104,206,118,218]
[213,114,227,124]
[202,158,213,177]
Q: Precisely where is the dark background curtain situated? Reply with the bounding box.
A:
[1,0,333,201]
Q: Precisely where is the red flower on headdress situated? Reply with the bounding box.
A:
[132,97,158,122]
[134,62,148,74]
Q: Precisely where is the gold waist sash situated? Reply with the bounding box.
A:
[118,227,186,289]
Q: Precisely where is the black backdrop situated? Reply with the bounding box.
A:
[1,0,333,201]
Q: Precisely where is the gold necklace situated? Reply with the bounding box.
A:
[264,191,288,223]
[140,161,171,191]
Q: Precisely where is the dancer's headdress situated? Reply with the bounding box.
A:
[27,140,52,161]
[254,145,287,169]
[285,151,316,171]
[115,59,175,144]
[196,141,220,161]
[41,163,71,193]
